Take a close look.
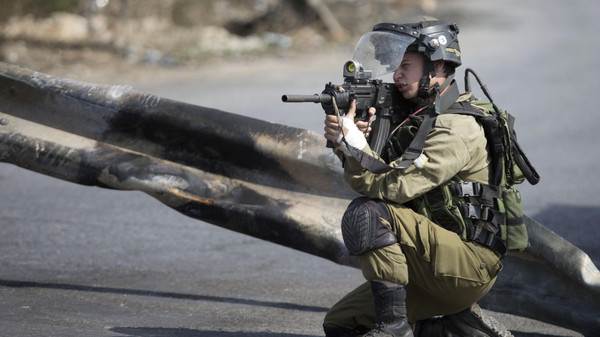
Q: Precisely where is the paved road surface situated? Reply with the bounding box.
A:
[1,1,598,336]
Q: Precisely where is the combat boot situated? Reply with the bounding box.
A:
[413,303,513,337]
[363,280,413,337]
[323,324,365,337]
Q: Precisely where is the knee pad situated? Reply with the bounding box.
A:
[341,197,397,255]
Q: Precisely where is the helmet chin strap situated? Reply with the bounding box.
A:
[415,59,458,111]
[417,60,435,99]
[412,65,455,110]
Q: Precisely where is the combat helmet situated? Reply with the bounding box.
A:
[352,16,461,89]
[373,17,461,67]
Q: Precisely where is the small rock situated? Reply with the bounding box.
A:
[197,26,266,55]
[291,27,325,49]
[262,32,292,49]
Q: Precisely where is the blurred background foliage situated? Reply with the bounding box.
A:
[0,0,81,20]
[0,0,435,73]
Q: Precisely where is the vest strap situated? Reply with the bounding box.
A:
[423,181,506,256]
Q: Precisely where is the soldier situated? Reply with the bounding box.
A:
[322,18,521,337]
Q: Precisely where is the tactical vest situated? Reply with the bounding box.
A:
[381,94,539,255]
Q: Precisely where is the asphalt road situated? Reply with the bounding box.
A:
[1,0,599,336]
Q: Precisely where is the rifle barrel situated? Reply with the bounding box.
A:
[281,94,331,103]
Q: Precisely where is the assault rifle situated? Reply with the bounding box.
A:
[282,60,401,154]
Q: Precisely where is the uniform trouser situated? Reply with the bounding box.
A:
[324,202,503,329]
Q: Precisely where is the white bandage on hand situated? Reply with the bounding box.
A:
[340,116,367,150]
[414,153,429,169]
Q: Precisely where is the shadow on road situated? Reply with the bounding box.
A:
[512,333,566,337]
[0,279,327,313]
[110,327,319,337]
[110,327,568,337]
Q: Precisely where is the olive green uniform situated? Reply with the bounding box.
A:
[325,113,503,328]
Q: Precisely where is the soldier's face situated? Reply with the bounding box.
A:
[393,52,425,99]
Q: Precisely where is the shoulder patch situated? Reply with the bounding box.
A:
[456,92,473,103]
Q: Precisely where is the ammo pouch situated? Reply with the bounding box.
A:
[501,186,528,251]
[409,181,507,256]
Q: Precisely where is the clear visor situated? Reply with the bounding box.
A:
[352,31,416,80]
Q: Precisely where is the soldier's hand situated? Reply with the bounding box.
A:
[323,100,368,149]
[324,100,358,145]
[344,99,375,132]
[356,107,376,137]
[324,114,342,144]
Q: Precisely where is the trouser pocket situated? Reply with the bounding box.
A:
[432,224,497,285]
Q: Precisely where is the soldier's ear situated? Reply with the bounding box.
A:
[432,60,446,78]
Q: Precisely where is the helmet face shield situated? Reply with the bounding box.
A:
[352,31,416,80]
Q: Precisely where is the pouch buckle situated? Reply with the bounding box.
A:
[455,182,481,197]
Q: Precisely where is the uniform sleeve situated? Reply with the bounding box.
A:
[343,125,471,204]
